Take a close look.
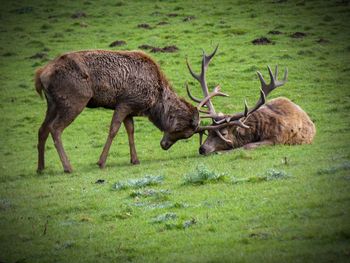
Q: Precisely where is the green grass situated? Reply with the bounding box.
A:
[183,164,227,184]
[0,0,350,262]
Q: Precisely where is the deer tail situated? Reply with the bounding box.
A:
[35,67,45,99]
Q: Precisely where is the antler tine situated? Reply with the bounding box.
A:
[246,88,266,116]
[212,99,249,125]
[274,65,278,79]
[185,82,203,104]
[196,118,250,132]
[186,56,201,83]
[197,85,228,109]
[261,65,288,97]
[275,67,288,87]
[227,65,287,124]
[215,130,233,145]
[186,45,220,114]
[202,44,219,69]
[244,99,249,117]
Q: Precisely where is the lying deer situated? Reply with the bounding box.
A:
[185,53,316,155]
[35,48,224,173]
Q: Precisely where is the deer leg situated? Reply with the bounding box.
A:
[123,116,140,165]
[49,99,90,173]
[50,126,73,173]
[243,140,274,150]
[97,106,130,169]
[37,103,57,173]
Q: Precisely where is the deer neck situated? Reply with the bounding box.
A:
[233,118,259,148]
[147,87,196,132]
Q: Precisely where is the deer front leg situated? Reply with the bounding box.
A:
[243,140,274,150]
[97,106,130,169]
[123,116,140,165]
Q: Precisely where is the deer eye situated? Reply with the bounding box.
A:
[221,130,228,136]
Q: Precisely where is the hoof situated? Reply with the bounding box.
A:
[131,159,140,165]
[64,167,73,173]
[97,161,106,169]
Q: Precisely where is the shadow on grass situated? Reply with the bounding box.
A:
[30,152,201,176]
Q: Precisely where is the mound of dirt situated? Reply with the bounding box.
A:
[137,23,151,29]
[291,32,307,38]
[138,45,179,53]
[157,21,169,26]
[71,11,87,19]
[138,44,154,50]
[316,38,330,44]
[252,37,272,45]
[109,40,126,47]
[29,52,47,59]
[151,45,179,53]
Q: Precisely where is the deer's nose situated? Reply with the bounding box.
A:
[199,145,206,155]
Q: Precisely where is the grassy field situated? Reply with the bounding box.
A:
[0,0,350,262]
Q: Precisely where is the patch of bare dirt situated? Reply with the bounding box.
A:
[157,21,169,26]
[138,45,179,53]
[252,37,273,45]
[71,11,87,19]
[137,23,152,29]
[95,179,105,184]
[138,44,154,50]
[152,45,179,53]
[316,38,330,44]
[109,40,126,47]
[290,32,307,38]
[29,52,48,59]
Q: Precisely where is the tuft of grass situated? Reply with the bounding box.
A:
[317,162,350,175]
[113,175,164,190]
[0,199,11,210]
[165,218,197,230]
[233,169,291,184]
[263,169,290,181]
[130,189,171,199]
[151,212,177,223]
[183,164,227,185]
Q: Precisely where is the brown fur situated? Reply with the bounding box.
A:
[36,50,199,173]
[199,97,316,154]
[35,67,45,98]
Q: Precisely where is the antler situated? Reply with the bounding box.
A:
[214,65,288,125]
[186,45,229,117]
[252,65,288,115]
[197,65,288,145]
[186,45,251,143]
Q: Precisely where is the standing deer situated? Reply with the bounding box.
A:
[185,55,316,154]
[35,48,226,173]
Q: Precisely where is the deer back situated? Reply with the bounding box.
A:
[237,97,316,146]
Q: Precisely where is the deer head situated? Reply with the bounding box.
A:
[199,65,288,154]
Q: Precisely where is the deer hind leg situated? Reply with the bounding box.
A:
[97,106,131,169]
[123,116,140,165]
[48,98,90,173]
[243,140,274,150]
[37,102,57,173]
